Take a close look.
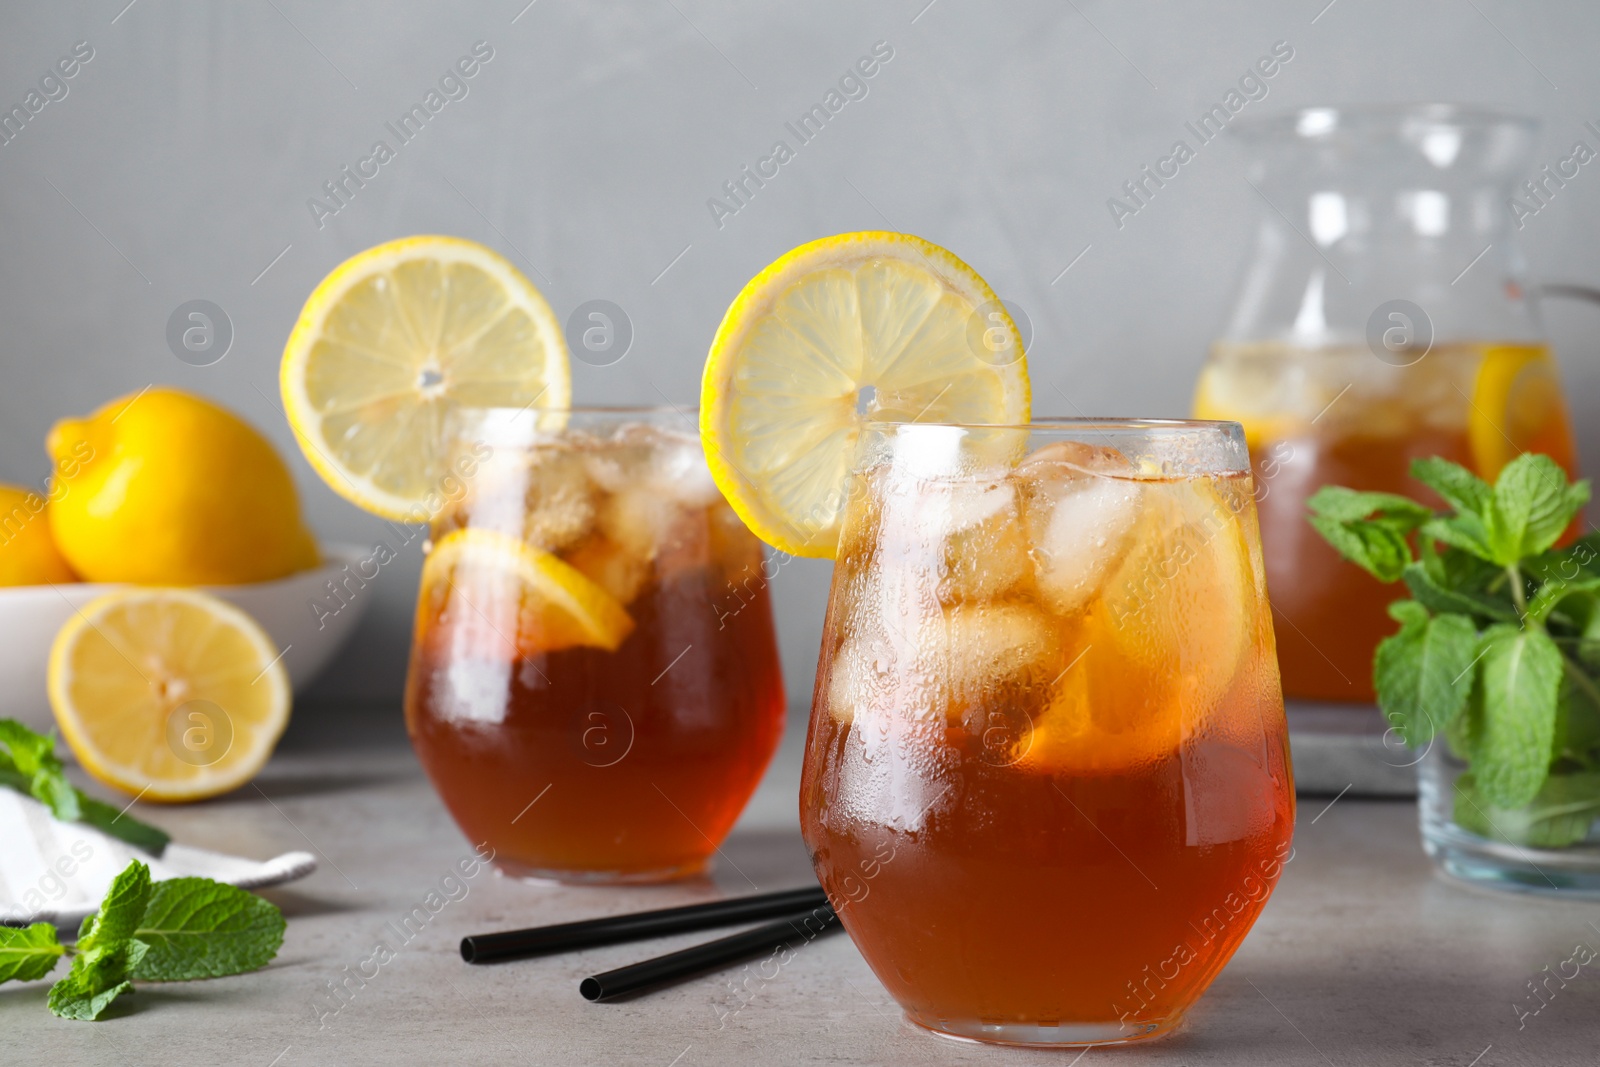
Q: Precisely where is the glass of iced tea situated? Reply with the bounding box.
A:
[405,407,786,883]
[801,419,1294,1046]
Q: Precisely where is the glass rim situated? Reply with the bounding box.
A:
[448,402,699,416]
[861,416,1242,435]
[1232,102,1538,140]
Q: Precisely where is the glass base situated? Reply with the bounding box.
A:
[1421,827,1600,897]
[493,856,710,886]
[905,1010,1182,1048]
[1418,750,1600,897]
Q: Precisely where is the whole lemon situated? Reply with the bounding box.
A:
[0,484,77,585]
[47,388,319,584]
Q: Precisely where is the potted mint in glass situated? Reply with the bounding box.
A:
[1308,453,1600,892]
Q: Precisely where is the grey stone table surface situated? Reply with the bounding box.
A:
[6,703,1599,1067]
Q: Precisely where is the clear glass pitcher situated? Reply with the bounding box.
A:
[1195,104,1580,703]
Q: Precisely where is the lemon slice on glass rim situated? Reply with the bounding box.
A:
[700,232,1031,559]
[48,588,291,802]
[281,235,571,521]
[419,528,635,656]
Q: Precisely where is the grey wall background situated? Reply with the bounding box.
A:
[4,0,1600,711]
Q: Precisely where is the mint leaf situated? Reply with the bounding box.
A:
[79,860,152,949]
[47,940,148,1021]
[1306,485,1434,525]
[1455,770,1600,848]
[1373,605,1477,746]
[75,794,170,856]
[1552,672,1600,766]
[1472,626,1564,807]
[48,860,153,1021]
[1411,456,1492,516]
[1306,486,1433,582]
[0,718,79,822]
[1401,562,1518,624]
[1528,576,1600,627]
[1526,532,1600,586]
[132,878,285,981]
[1421,513,1497,564]
[0,923,65,983]
[0,718,55,770]
[1446,692,1479,760]
[1485,454,1590,563]
[1307,516,1412,582]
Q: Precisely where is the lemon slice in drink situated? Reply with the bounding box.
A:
[1467,343,1576,482]
[700,232,1030,559]
[282,236,570,520]
[1191,354,1297,452]
[1017,477,1254,775]
[48,589,291,802]
[419,529,634,656]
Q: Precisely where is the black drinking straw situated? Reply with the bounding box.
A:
[460,885,830,964]
[579,904,840,1002]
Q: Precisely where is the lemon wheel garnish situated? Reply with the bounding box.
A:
[281,235,571,520]
[420,529,634,656]
[700,232,1031,559]
[48,589,291,802]
[1468,344,1575,481]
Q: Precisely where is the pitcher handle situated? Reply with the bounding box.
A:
[1541,283,1600,306]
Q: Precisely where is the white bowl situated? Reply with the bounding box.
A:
[0,543,371,735]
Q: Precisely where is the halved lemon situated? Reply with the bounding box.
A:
[1467,343,1577,482]
[700,232,1030,559]
[48,589,291,802]
[419,528,634,656]
[282,236,571,520]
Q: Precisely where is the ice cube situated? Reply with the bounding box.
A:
[598,489,672,559]
[832,586,1057,725]
[936,480,1032,604]
[597,486,712,580]
[585,424,723,507]
[1016,442,1143,617]
[1018,440,1135,478]
[869,469,1026,603]
[564,532,650,605]
[826,636,871,725]
[708,501,765,584]
[939,601,1058,707]
[519,449,597,551]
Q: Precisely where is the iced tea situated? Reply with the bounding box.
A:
[800,421,1294,1046]
[1196,341,1577,701]
[405,411,786,882]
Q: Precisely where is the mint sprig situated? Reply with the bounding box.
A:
[0,718,170,855]
[0,860,285,1021]
[1309,453,1600,847]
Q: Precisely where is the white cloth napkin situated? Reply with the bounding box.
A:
[0,789,315,927]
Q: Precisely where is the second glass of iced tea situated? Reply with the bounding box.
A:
[405,408,785,883]
[802,420,1295,1046]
